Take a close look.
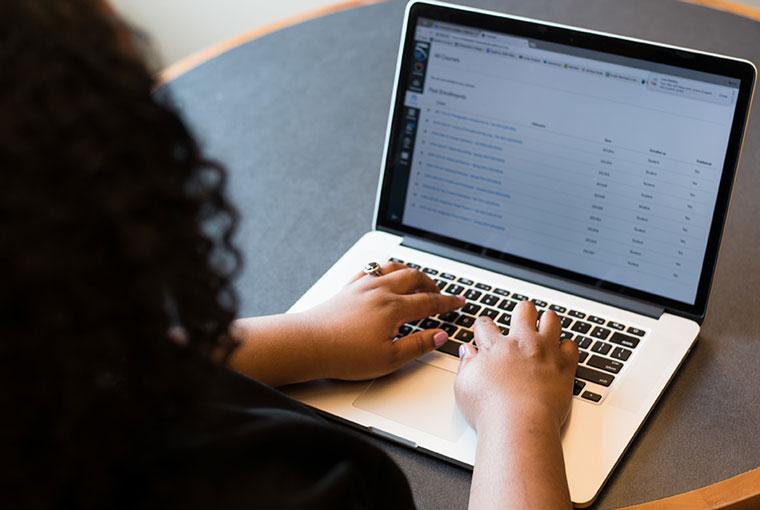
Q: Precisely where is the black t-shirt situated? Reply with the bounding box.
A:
[127,358,416,510]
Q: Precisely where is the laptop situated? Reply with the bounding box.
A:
[285,1,756,505]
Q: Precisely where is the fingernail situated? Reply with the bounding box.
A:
[457,295,466,303]
[458,344,467,357]
[433,331,448,347]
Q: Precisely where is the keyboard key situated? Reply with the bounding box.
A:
[607,321,625,331]
[446,283,465,295]
[389,257,404,264]
[455,314,476,328]
[481,294,499,306]
[499,326,510,335]
[560,317,573,328]
[494,288,510,296]
[576,366,615,387]
[440,323,458,336]
[455,329,474,342]
[422,267,438,275]
[574,336,592,349]
[439,311,459,323]
[571,321,592,334]
[581,391,602,403]
[497,313,511,325]
[568,310,586,319]
[420,318,442,329]
[531,299,548,308]
[560,331,573,340]
[587,355,623,374]
[549,304,566,313]
[573,379,586,396]
[475,282,492,291]
[512,293,529,301]
[498,299,517,312]
[406,319,420,327]
[440,272,456,281]
[434,279,447,290]
[611,347,632,362]
[627,326,645,337]
[609,331,641,349]
[398,325,413,337]
[591,341,612,355]
[586,356,623,374]
[461,303,481,315]
[458,277,474,286]
[591,326,611,340]
[479,307,499,320]
[588,315,605,324]
[406,262,421,269]
[464,289,482,300]
[437,340,461,357]
[578,351,589,363]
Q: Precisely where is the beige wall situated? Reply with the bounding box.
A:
[110,0,338,68]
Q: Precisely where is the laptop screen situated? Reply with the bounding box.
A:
[378,4,755,317]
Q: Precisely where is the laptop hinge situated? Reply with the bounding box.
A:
[401,236,664,319]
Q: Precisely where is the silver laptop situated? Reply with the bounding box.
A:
[285,1,756,505]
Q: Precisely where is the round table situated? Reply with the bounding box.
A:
[160,1,760,508]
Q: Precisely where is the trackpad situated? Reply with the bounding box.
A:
[353,361,467,442]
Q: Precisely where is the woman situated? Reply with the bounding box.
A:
[1,1,577,508]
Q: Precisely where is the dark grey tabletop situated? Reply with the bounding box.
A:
[162,1,760,507]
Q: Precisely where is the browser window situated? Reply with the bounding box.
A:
[388,17,740,305]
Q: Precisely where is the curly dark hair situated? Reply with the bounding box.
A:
[1,1,241,506]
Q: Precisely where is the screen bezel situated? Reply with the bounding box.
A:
[375,1,756,321]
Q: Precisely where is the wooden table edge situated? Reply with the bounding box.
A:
[615,466,760,509]
[156,0,382,86]
[683,0,760,23]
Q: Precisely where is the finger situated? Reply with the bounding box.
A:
[398,292,465,322]
[378,267,438,294]
[559,339,579,370]
[381,261,411,274]
[510,300,538,337]
[458,341,477,369]
[537,310,561,345]
[349,261,406,284]
[473,316,501,350]
[392,329,449,368]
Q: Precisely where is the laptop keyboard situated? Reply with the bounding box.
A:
[390,258,647,405]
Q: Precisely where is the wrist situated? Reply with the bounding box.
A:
[228,312,327,386]
[475,400,562,438]
[293,310,337,380]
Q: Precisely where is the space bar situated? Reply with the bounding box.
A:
[576,366,615,387]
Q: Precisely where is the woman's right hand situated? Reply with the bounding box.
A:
[454,301,578,432]
[456,302,577,510]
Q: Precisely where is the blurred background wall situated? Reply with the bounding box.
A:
[110,0,339,68]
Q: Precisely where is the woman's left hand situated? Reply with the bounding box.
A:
[301,261,464,381]
[229,262,463,386]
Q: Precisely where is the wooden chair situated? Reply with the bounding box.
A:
[618,467,760,509]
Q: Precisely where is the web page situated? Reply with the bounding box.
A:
[395,19,739,304]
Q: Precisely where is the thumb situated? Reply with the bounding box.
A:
[393,329,449,367]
